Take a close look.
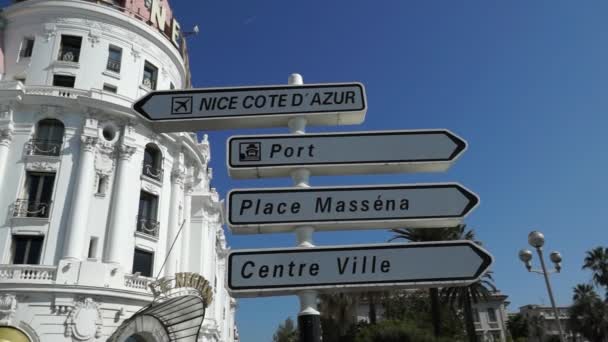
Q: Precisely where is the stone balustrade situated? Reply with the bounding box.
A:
[0,265,56,282]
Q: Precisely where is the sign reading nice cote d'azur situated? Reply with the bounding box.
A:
[227,183,479,234]
[133,83,366,132]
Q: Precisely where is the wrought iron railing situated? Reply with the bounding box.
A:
[58,47,80,63]
[106,58,121,73]
[26,139,62,156]
[13,199,51,218]
[142,164,163,181]
[136,215,160,237]
[142,77,156,90]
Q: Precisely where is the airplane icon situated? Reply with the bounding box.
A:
[171,96,193,115]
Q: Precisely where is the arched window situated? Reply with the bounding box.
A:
[142,144,163,181]
[29,119,64,156]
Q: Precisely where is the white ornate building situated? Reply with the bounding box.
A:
[0,0,237,341]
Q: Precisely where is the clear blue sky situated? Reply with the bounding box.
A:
[166,1,608,341]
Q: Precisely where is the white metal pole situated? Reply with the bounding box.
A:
[536,247,566,342]
[288,73,321,342]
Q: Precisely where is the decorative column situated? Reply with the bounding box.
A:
[165,163,185,277]
[180,184,193,271]
[104,143,137,264]
[0,129,14,193]
[63,135,98,260]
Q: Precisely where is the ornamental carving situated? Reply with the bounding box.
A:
[130,45,141,61]
[0,129,13,146]
[65,297,102,341]
[0,293,17,325]
[171,169,186,186]
[26,160,59,172]
[81,136,98,152]
[0,104,12,120]
[88,29,101,47]
[95,148,115,175]
[43,23,57,42]
[117,144,136,161]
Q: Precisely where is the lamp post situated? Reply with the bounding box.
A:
[518,231,566,342]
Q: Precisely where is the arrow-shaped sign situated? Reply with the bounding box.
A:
[228,241,493,297]
[227,130,467,179]
[227,183,479,234]
[133,83,366,132]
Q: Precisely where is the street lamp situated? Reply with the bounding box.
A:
[518,231,566,342]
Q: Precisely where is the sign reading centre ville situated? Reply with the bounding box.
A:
[228,130,467,179]
[133,83,366,132]
[227,183,479,234]
[228,241,493,297]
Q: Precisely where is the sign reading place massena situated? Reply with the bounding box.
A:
[133,83,366,132]
[227,183,479,234]
[228,241,493,297]
[228,130,467,179]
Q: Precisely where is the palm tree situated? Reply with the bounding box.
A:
[390,224,475,338]
[569,283,608,342]
[318,292,358,337]
[582,247,608,295]
[442,272,496,342]
[273,317,298,342]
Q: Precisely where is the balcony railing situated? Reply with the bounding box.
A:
[124,274,154,291]
[25,139,62,156]
[58,48,80,63]
[0,265,56,282]
[136,216,160,237]
[106,58,121,73]
[13,199,51,218]
[142,164,163,182]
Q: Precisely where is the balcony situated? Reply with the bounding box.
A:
[124,273,154,291]
[0,265,56,282]
[142,164,163,182]
[12,199,51,218]
[136,216,160,238]
[25,139,62,156]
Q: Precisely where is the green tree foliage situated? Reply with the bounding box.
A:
[442,272,496,342]
[390,224,475,337]
[354,320,455,342]
[583,247,608,296]
[568,284,608,342]
[272,317,297,342]
[506,313,529,340]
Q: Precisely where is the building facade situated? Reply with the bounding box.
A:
[472,292,509,342]
[0,0,237,341]
[518,305,586,342]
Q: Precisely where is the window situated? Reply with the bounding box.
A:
[103,83,117,93]
[88,237,98,259]
[20,37,35,58]
[487,308,497,322]
[14,172,55,218]
[96,174,108,196]
[53,75,75,88]
[137,191,159,237]
[132,249,153,277]
[142,144,163,181]
[29,119,64,156]
[12,235,43,264]
[473,309,480,323]
[142,61,158,90]
[107,45,122,73]
[58,35,82,62]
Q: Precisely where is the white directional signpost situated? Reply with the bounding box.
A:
[133,83,366,132]
[228,241,493,297]
[228,130,467,179]
[133,74,491,342]
[227,183,479,234]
